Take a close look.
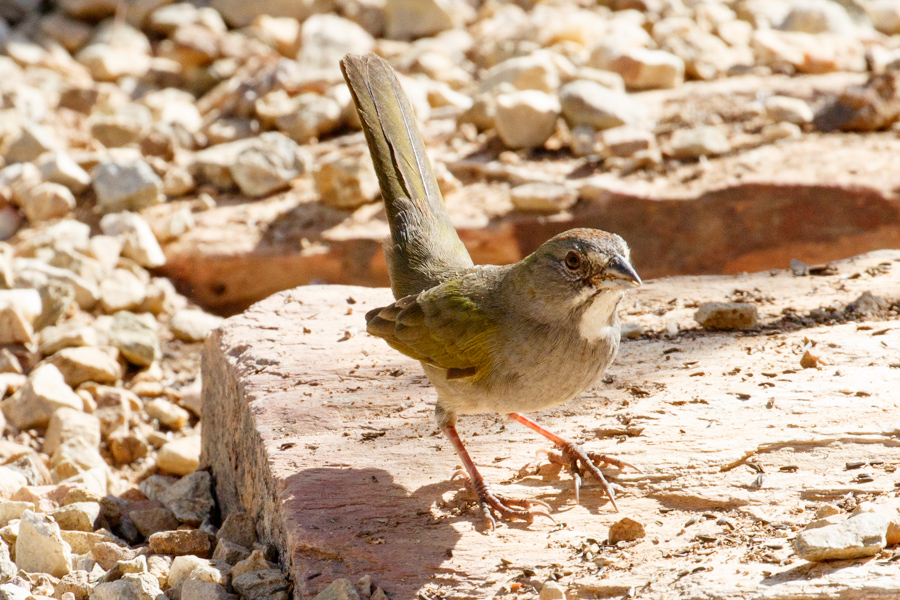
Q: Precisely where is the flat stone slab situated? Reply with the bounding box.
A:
[202,250,900,599]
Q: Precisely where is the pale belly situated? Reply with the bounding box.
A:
[427,323,620,421]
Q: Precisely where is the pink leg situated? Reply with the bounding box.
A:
[508,413,640,511]
[443,424,552,530]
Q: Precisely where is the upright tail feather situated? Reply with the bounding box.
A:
[341,53,473,299]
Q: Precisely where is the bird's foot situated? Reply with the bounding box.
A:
[542,443,640,510]
[452,470,554,531]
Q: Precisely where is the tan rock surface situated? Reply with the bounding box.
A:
[203,250,900,599]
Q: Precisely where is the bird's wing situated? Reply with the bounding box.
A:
[366,280,498,380]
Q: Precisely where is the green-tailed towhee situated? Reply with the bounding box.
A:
[341,53,642,529]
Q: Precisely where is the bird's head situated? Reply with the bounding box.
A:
[515,229,640,330]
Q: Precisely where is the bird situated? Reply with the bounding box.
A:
[341,52,642,529]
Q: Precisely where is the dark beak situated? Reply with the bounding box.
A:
[605,255,641,287]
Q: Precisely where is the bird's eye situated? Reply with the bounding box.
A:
[564,251,581,270]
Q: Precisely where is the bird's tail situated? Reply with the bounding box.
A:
[341,53,473,299]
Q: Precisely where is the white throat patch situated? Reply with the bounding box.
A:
[578,290,624,341]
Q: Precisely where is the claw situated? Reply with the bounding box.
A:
[454,472,555,530]
[541,444,641,511]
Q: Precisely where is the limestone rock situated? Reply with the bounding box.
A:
[794,512,887,561]
[5,122,57,163]
[494,90,559,150]
[167,555,208,588]
[479,52,559,94]
[100,213,166,269]
[194,133,309,197]
[295,14,375,86]
[15,510,71,578]
[43,408,101,455]
[559,81,643,131]
[39,324,98,356]
[130,507,179,539]
[694,302,758,330]
[182,579,234,600]
[99,270,147,314]
[109,312,160,368]
[216,511,257,550]
[870,0,900,35]
[385,0,466,40]
[36,153,90,194]
[49,502,100,532]
[765,96,814,125]
[232,569,290,600]
[1,364,83,430]
[211,0,333,28]
[169,310,224,344]
[310,578,358,600]
[149,529,213,557]
[19,183,75,223]
[157,436,201,476]
[608,517,646,544]
[47,347,122,387]
[510,183,577,213]
[668,127,731,159]
[314,154,380,210]
[92,161,163,214]
[600,126,655,158]
[609,48,684,90]
[539,581,565,600]
[211,539,250,566]
[146,399,189,431]
[272,94,343,146]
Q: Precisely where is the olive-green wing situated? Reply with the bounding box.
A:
[366,284,497,380]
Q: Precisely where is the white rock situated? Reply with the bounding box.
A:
[36,153,91,194]
[385,0,469,40]
[13,259,99,311]
[559,80,644,131]
[44,407,101,455]
[99,270,147,314]
[15,510,72,577]
[110,311,160,367]
[146,399,189,430]
[1,363,83,430]
[194,133,309,197]
[19,182,76,223]
[0,501,32,527]
[47,346,122,387]
[92,161,163,213]
[0,583,28,600]
[168,555,208,588]
[761,122,802,142]
[668,127,731,159]
[181,578,231,600]
[479,52,560,94]
[100,212,166,268]
[794,512,887,561]
[75,43,150,81]
[870,0,900,35]
[158,435,201,475]
[49,502,100,532]
[170,310,224,343]
[295,14,375,85]
[210,0,332,28]
[600,126,656,158]
[539,580,565,600]
[0,467,27,500]
[609,48,685,90]
[765,95,813,125]
[494,90,560,150]
[510,183,577,213]
[780,0,855,34]
[272,93,343,146]
[39,323,98,355]
[314,154,380,210]
[5,122,57,163]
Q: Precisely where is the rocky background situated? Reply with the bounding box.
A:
[0,0,898,599]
